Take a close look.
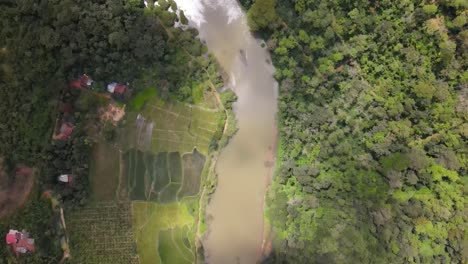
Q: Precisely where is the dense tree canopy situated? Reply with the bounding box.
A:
[247,0,278,31]
[245,0,468,263]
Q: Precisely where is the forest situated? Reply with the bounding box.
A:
[0,0,214,262]
[245,0,467,263]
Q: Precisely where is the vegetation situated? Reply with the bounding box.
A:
[247,0,278,31]
[0,0,226,262]
[67,202,138,264]
[158,226,194,264]
[246,0,467,263]
[132,201,196,264]
[180,150,207,198]
[135,96,224,155]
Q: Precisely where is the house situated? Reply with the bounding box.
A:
[5,230,35,254]
[107,82,128,95]
[69,74,93,89]
[53,122,75,140]
[57,174,74,185]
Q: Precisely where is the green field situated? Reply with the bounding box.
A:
[83,94,224,264]
[125,149,206,203]
[136,98,222,155]
[158,227,194,264]
[132,202,196,264]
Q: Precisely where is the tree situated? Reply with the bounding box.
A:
[247,0,277,31]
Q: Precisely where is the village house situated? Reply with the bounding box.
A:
[52,122,75,141]
[5,229,35,254]
[57,174,74,185]
[69,74,93,89]
[107,82,128,95]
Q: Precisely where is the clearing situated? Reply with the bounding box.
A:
[0,159,35,219]
[89,142,120,201]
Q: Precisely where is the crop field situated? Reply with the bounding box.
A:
[168,152,183,183]
[132,202,196,264]
[82,93,224,264]
[179,150,206,198]
[158,226,194,264]
[125,149,206,202]
[133,97,222,155]
[67,202,138,264]
[89,142,120,201]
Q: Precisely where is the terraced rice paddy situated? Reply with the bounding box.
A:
[132,202,197,264]
[137,98,222,155]
[125,149,206,202]
[158,227,194,264]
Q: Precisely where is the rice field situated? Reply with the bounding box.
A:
[158,226,194,264]
[179,150,206,198]
[136,98,222,155]
[125,149,206,202]
[132,201,197,264]
[80,94,224,264]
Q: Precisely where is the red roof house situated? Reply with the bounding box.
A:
[69,74,93,89]
[53,122,75,140]
[107,82,128,95]
[5,230,35,254]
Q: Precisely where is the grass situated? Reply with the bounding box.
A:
[132,202,195,264]
[130,87,157,111]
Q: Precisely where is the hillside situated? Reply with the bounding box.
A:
[245,0,467,263]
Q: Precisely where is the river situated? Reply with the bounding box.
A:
[175,1,278,263]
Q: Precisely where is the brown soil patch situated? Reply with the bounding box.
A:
[99,103,126,126]
[0,159,35,219]
[89,143,120,201]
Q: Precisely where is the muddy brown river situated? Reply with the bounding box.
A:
[175,1,278,263]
